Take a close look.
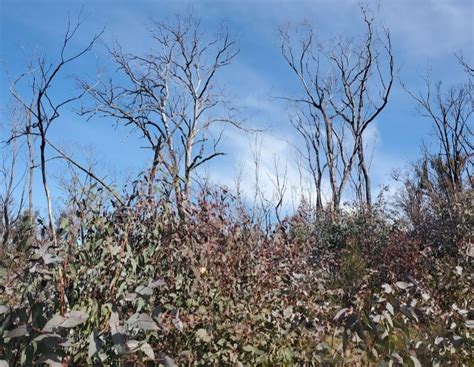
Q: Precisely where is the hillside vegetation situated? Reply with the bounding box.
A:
[1,7,473,366]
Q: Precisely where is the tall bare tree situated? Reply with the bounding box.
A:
[81,14,239,215]
[280,7,394,212]
[290,108,324,211]
[10,15,102,243]
[25,105,35,219]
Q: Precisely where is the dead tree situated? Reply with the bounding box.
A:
[280,7,394,212]
[269,155,288,225]
[10,15,102,243]
[290,108,324,211]
[25,105,35,219]
[0,106,27,245]
[81,14,239,215]
[404,69,473,197]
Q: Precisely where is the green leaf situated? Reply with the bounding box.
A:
[109,310,126,353]
[33,333,65,348]
[334,308,349,321]
[126,339,140,350]
[43,314,66,332]
[410,356,422,367]
[88,329,100,359]
[386,302,394,315]
[68,262,77,278]
[61,310,88,328]
[140,342,155,360]
[37,353,62,367]
[195,328,211,343]
[135,285,153,296]
[126,313,158,331]
[42,253,64,265]
[243,345,254,352]
[243,345,264,355]
[395,281,412,290]
[43,310,87,331]
[60,217,70,230]
[162,355,177,367]
[149,279,165,288]
[7,324,31,338]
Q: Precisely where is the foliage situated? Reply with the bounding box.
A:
[1,183,472,365]
[400,156,473,257]
[1,4,472,366]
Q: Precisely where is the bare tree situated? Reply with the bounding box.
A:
[0,106,27,245]
[81,14,239,215]
[248,134,273,231]
[403,68,473,196]
[10,14,103,244]
[25,105,35,219]
[290,108,324,211]
[269,155,288,225]
[280,6,394,213]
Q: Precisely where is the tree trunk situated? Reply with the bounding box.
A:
[148,145,161,198]
[358,143,372,209]
[323,114,338,212]
[40,133,56,245]
[26,118,34,219]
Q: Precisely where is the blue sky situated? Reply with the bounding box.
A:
[1,0,473,211]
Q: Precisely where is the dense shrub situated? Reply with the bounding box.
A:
[0,185,473,365]
[400,157,473,257]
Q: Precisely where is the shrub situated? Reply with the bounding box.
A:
[1,186,472,365]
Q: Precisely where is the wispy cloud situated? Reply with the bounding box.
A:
[380,0,473,58]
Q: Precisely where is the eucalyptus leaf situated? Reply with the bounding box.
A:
[43,314,66,332]
[410,356,421,367]
[42,253,64,265]
[334,308,349,321]
[395,281,412,290]
[88,329,101,359]
[196,328,211,342]
[109,310,126,353]
[37,353,62,367]
[126,313,158,331]
[61,310,88,327]
[135,285,153,296]
[33,333,65,348]
[141,342,155,360]
[7,324,31,338]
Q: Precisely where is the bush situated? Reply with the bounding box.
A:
[1,186,472,365]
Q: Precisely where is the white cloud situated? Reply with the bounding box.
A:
[380,0,473,58]
[205,117,406,213]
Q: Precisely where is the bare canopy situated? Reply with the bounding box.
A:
[80,14,240,215]
[280,6,394,213]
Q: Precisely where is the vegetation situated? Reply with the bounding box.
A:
[1,5,472,366]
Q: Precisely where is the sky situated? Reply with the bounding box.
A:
[1,0,473,212]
